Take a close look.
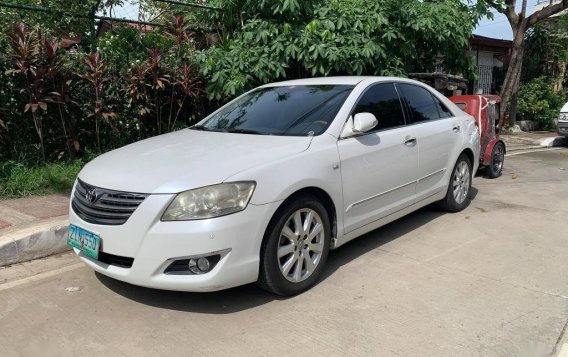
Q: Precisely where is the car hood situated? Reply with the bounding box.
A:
[79,129,312,194]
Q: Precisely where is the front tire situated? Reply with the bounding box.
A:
[258,195,331,296]
[487,142,505,178]
[439,153,472,212]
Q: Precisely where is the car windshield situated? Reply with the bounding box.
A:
[192,85,354,136]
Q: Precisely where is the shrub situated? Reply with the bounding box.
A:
[0,17,204,168]
[517,77,566,130]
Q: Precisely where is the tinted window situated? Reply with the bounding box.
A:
[433,95,453,118]
[352,83,405,131]
[398,83,441,123]
[195,85,354,136]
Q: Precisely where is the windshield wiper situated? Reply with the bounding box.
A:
[191,125,266,135]
[222,128,264,135]
[189,125,210,131]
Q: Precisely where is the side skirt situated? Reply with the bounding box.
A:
[331,189,445,249]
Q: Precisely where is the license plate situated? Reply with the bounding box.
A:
[68,224,100,260]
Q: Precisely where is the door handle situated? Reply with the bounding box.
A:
[404,136,417,147]
[452,125,461,133]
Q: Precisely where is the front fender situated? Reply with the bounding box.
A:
[461,115,481,173]
[223,134,345,236]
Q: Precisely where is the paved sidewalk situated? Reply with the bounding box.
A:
[0,194,70,266]
[0,194,69,235]
[501,130,566,151]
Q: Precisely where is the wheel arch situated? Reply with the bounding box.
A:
[270,186,338,240]
[461,147,475,166]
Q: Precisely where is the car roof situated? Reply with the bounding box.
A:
[261,76,407,87]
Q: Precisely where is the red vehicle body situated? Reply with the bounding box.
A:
[449,95,506,178]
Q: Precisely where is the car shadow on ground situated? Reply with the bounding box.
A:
[97,188,478,314]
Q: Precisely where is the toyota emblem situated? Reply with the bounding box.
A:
[85,187,98,203]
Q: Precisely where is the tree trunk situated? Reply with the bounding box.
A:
[554,58,567,92]
[500,29,526,124]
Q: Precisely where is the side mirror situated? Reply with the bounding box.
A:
[353,112,378,133]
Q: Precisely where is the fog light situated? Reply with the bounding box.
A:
[197,257,210,271]
[188,257,212,274]
[164,254,222,275]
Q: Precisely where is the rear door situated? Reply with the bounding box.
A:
[397,83,463,202]
[337,82,419,233]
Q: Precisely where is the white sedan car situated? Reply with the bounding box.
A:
[68,77,480,295]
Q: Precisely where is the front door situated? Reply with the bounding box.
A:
[338,83,419,234]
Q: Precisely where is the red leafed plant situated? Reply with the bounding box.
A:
[79,51,116,151]
[5,23,50,161]
[4,22,77,160]
[164,15,201,131]
[172,64,201,129]
[43,37,75,157]
[164,15,192,47]
[125,48,170,135]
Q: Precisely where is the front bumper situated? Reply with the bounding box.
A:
[69,192,281,292]
[557,121,568,136]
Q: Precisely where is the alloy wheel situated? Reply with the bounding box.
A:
[453,161,470,204]
[277,208,325,283]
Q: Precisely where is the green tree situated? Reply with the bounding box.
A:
[481,0,568,122]
[198,0,489,101]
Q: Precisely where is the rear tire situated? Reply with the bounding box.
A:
[257,195,331,296]
[487,142,505,178]
[439,153,472,212]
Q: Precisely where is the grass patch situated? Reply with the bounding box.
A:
[0,161,85,199]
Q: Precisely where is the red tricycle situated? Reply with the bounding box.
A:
[449,95,506,178]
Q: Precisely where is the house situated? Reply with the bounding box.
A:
[467,35,512,95]
[411,35,512,96]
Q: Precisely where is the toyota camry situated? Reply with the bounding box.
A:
[68,77,480,295]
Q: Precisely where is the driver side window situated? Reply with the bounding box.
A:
[352,83,406,132]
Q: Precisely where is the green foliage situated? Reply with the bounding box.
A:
[97,27,176,72]
[0,18,203,166]
[0,160,85,198]
[517,77,566,129]
[523,23,568,82]
[198,0,482,100]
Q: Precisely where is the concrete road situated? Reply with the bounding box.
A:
[1,148,568,357]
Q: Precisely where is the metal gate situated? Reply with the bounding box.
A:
[476,65,493,94]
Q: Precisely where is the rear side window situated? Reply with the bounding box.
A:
[433,96,453,118]
[352,83,405,131]
[398,83,447,123]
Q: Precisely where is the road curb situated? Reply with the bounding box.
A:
[0,218,70,267]
[536,136,567,147]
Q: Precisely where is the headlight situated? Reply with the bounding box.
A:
[162,182,256,221]
[559,113,568,122]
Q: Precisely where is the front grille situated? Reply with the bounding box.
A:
[72,179,148,225]
[97,251,134,268]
